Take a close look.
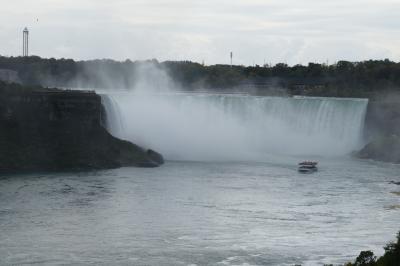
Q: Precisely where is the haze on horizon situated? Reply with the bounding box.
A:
[1,0,399,66]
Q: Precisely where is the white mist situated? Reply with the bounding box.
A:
[102,92,368,161]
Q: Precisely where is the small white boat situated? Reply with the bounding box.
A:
[298,161,318,173]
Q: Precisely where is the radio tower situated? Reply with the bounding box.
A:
[23,27,29,57]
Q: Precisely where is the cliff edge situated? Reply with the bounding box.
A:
[0,81,163,172]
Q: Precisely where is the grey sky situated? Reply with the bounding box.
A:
[1,0,399,65]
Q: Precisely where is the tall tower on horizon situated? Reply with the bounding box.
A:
[23,27,29,57]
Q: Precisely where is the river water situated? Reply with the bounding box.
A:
[1,158,399,265]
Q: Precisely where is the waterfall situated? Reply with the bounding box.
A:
[101,95,125,139]
[101,92,368,161]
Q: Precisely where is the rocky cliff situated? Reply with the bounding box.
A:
[364,100,400,139]
[358,135,400,163]
[0,81,163,172]
[358,99,400,163]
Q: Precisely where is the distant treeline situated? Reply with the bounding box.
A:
[1,55,400,98]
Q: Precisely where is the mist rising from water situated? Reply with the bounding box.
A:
[100,63,368,161]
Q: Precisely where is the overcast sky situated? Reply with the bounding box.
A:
[1,0,399,65]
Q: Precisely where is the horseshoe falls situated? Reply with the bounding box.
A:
[101,93,368,161]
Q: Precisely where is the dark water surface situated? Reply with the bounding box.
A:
[1,158,399,265]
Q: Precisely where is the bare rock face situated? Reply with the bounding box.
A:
[0,81,163,172]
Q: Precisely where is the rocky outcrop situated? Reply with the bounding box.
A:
[146,149,164,165]
[364,100,400,139]
[0,81,163,172]
[358,99,400,163]
[358,135,400,163]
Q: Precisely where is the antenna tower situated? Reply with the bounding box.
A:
[23,27,29,56]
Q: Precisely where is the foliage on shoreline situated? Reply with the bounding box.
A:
[345,231,400,266]
[1,56,400,98]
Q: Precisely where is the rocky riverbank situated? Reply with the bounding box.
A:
[0,81,163,172]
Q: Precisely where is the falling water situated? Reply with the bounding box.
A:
[101,92,368,161]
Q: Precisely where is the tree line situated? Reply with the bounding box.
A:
[1,55,400,98]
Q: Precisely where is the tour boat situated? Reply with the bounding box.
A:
[298,161,318,173]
